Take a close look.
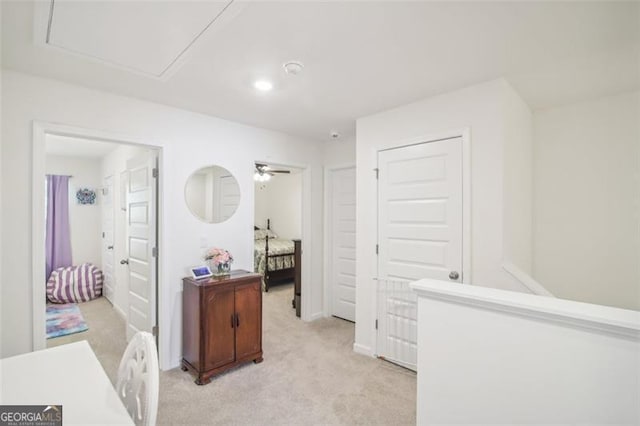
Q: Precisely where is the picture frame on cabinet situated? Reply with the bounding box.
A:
[190,265,213,280]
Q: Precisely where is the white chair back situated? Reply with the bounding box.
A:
[116,331,159,426]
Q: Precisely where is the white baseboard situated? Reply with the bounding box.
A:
[167,358,181,371]
[353,342,373,357]
[309,311,323,321]
[113,304,127,320]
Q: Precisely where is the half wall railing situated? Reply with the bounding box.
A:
[410,278,640,425]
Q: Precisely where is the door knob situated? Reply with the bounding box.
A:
[107,245,114,250]
[120,259,129,265]
[448,271,460,280]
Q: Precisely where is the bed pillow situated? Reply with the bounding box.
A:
[47,263,103,303]
[254,229,278,240]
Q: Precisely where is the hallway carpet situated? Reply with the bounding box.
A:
[50,283,416,425]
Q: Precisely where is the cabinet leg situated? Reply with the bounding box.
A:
[195,375,212,385]
[254,357,264,364]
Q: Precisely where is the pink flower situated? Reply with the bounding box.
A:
[204,247,234,266]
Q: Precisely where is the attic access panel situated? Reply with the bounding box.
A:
[45,0,234,78]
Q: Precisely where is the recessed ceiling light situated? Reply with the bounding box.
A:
[254,80,273,92]
[283,61,304,75]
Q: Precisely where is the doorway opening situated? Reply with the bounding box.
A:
[32,123,161,370]
[253,162,303,317]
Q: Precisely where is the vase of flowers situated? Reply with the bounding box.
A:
[204,247,233,276]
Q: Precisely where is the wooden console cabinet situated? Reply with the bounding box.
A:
[181,270,263,385]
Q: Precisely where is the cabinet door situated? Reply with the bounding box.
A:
[204,287,236,370]
[234,281,262,360]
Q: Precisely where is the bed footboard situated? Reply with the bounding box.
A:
[261,220,301,317]
[264,237,301,293]
[293,239,301,317]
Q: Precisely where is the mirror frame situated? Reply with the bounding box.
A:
[184,165,241,223]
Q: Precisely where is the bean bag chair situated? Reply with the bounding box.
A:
[47,263,103,303]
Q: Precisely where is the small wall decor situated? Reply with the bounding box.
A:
[76,188,97,205]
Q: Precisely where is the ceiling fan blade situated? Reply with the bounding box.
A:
[255,162,291,174]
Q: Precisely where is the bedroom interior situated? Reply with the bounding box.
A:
[1,0,638,424]
[254,163,303,315]
[43,133,158,351]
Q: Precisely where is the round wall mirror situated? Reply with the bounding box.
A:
[185,165,241,223]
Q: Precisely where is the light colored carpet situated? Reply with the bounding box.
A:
[49,283,416,425]
[47,296,128,384]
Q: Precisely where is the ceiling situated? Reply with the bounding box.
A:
[45,1,234,78]
[2,1,639,142]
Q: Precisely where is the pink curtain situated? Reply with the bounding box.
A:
[45,175,73,281]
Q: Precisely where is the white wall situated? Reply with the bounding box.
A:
[254,172,302,240]
[412,279,640,425]
[503,87,534,274]
[101,144,150,318]
[254,180,269,229]
[45,154,103,269]
[354,79,534,356]
[0,70,325,368]
[323,136,356,166]
[533,91,640,311]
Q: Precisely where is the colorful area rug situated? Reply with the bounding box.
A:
[46,303,88,339]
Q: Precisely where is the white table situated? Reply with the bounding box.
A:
[0,340,134,425]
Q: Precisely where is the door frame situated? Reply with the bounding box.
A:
[323,163,356,318]
[371,128,472,357]
[32,121,163,356]
[102,174,115,305]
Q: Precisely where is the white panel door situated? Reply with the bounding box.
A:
[101,175,115,304]
[124,153,157,341]
[377,138,463,370]
[330,167,356,322]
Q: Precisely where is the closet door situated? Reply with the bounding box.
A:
[377,138,463,371]
[204,288,236,370]
[234,282,262,360]
[329,167,356,322]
